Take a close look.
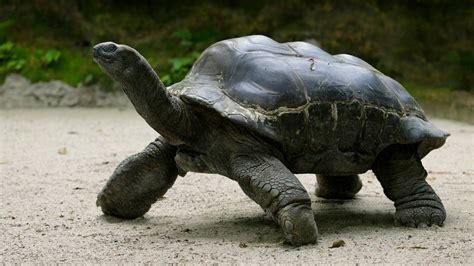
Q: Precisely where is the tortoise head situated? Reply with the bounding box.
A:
[93,42,144,83]
[92,42,200,145]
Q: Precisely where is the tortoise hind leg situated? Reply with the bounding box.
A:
[315,174,362,199]
[96,136,178,219]
[372,144,446,227]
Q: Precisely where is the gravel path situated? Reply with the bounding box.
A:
[1,108,473,263]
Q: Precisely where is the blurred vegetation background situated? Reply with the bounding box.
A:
[0,0,472,94]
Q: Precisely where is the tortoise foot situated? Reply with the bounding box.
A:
[395,204,446,227]
[96,188,151,219]
[277,203,318,246]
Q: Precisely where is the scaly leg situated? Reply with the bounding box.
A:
[96,136,178,219]
[230,154,318,245]
[372,144,446,227]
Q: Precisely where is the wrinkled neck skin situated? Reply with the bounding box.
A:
[118,58,198,146]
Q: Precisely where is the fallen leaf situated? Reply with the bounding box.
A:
[58,147,67,155]
[330,239,345,248]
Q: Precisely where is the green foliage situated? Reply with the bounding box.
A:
[404,82,452,102]
[0,41,66,82]
[0,42,27,74]
[161,52,201,86]
[445,50,474,92]
[0,20,14,42]
[36,49,61,66]
[0,40,103,87]
[24,48,105,87]
[161,28,215,86]
[170,29,193,48]
[0,1,471,93]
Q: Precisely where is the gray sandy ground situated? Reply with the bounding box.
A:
[1,108,473,263]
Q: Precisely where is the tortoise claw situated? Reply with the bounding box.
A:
[395,206,446,228]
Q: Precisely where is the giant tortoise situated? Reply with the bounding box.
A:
[92,35,448,245]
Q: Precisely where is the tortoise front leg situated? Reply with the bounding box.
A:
[96,136,178,219]
[372,144,446,227]
[230,154,318,245]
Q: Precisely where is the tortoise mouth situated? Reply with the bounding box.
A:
[93,42,118,63]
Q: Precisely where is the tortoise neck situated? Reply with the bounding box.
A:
[121,59,198,145]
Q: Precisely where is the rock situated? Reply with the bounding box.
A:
[0,74,33,108]
[30,80,77,107]
[1,74,31,91]
[57,147,68,155]
[0,74,131,108]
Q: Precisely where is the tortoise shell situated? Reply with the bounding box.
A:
[169,35,448,174]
